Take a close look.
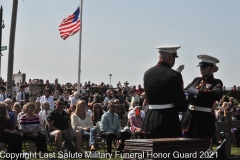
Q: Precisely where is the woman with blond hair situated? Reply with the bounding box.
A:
[13,102,22,114]
[39,101,52,128]
[71,100,97,151]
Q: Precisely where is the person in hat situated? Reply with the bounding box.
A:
[181,54,223,149]
[142,45,188,138]
[123,81,130,92]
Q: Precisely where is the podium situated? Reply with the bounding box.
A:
[123,138,207,159]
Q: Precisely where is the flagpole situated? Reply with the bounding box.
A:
[77,0,83,96]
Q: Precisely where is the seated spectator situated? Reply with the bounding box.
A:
[39,101,52,127]
[40,88,55,110]
[71,100,97,151]
[35,101,41,114]
[47,98,84,154]
[19,102,47,153]
[228,97,235,109]
[100,101,131,153]
[129,106,144,138]
[91,103,104,126]
[0,102,23,154]
[67,105,76,116]
[4,98,16,128]
[69,92,79,106]
[13,102,22,114]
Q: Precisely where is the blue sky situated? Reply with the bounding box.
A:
[1,0,240,88]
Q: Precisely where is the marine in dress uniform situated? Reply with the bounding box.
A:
[142,45,188,138]
[181,55,223,149]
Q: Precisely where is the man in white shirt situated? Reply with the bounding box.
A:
[16,85,26,106]
[40,88,55,110]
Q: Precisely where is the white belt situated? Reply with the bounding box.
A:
[189,105,212,112]
[149,103,174,109]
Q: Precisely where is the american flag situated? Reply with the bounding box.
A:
[59,7,81,40]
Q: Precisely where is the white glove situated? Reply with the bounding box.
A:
[175,65,184,73]
[187,87,199,95]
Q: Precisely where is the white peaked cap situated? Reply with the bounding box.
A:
[156,45,181,58]
[197,54,219,65]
